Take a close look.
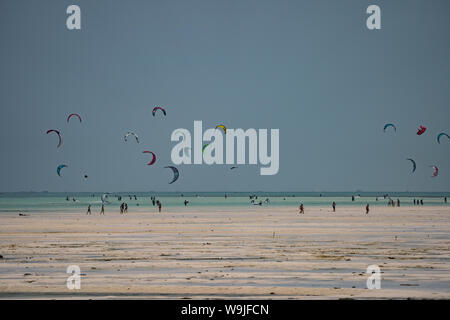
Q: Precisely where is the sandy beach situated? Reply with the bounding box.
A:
[0,205,449,299]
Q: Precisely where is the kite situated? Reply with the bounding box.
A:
[142,150,156,165]
[46,129,62,148]
[202,143,210,154]
[406,158,416,173]
[165,166,179,184]
[67,113,82,123]
[124,132,139,143]
[230,166,238,170]
[101,193,110,204]
[215,124,227,134]
[152,106,166,117]
[383,123,396,132]
[57,164,68,177]
[437,132,450,144]
[430,165,439,177]
[417,125,427,135]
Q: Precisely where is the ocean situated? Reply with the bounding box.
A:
[0,192,448,213]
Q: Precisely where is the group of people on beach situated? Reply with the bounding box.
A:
[150,196,162,212]
[298,201,370,214]
[84,195,163,215]
[82,194,447,216]
[386,199,401,207]
[119,203,128,214]
[86,204,105,215]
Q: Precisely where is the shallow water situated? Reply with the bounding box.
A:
[0,192,449,212]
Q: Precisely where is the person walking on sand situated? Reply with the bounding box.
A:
[86,205,91,215]
[299,203,304,214]
[100,204,105,215]
[120,203,124,214]
[124,203,128,213]
[397,199,400,207]
[332,201,336,212]
[157,201,162,213]
[365,204,369,214]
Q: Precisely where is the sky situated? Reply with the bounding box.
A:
[0,0,449,192]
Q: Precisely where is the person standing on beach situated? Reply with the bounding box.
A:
[332,202,336,212]
[397,199,400,207]
[445,197,447,203]
[365,204,369,214]
[124,203,128,213]
[86,205,91,215]
[100,204,105,215]
[120,203,124,214]
[158,201,162,213]
[299,203,304,214]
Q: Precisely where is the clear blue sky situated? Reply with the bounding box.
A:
[0,0,449,192]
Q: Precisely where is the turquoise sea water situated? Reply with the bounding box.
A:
[0,192,449,213]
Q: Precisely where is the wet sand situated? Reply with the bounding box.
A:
[0,205,449,299]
